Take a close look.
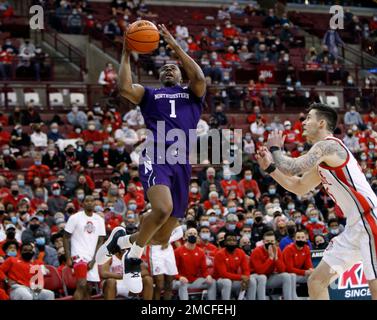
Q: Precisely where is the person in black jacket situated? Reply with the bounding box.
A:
[251,210,272,244]
[21,103,42,125]
[10,124,31,148]
[109,140,131,167]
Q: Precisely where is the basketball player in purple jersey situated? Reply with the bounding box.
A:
[96,24,206,293]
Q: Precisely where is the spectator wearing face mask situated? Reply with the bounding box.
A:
[21,216,48,245]
[242,133,255,156]
[82,121,102,142]
[47,183,68,215]
[47,122,63,142]
[3,185,25,209]
[42,147,62,170]
[0,242,54,300]
[251,210,271,245]
[0,224,20,257]
[1,240,19,260]
[282,231,313,285]
[313,234,328,250]
[109,141,132,167]
[304,209,328,243]
[188,182,201,204]
[250,231,297,300]
[213,231,263,300]
[173,227,216,300]
[325,218,344,242]
[201,167,223,201]
[238,169,261,200]
[219,213,241,237]
[123,183,145,213]
[197,225,217,273]
[26,153,51,184]
[279,220,298,251]
[344,106,363,127]
[10,124,31,149]
[220,170,242,198]
[67,104,88,129]
[33,230,59,267]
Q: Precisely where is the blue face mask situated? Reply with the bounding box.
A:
[36,237,45,246]
[127,214,135,219]
[95,205,103,212]
[11,216,17,224]
[35,161,42,166]
[223,175,231,181]
[215,209,221,216]
[245,175,252,181]
[228,207,236,214]
[245,218,254,225]
[7,251,17,257]
[18,180,25,187]
[37,216,44,223]
[227,224,236,231]
[295,218,302,224]
[128,204,137,211]
[208,216,217,224]
[310,217,318,223]
[330,228,339,235]
[268,189,276,195]
[200,221,210,227]
[247,192,254,199]
[200,233,211,241]
[103,144,110,150]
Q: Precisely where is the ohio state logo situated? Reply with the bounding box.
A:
[84,221,95,234]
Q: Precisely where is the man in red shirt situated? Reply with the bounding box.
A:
[220,170,241,198]
[173,228,216,300]
[213,232,262,300]
[197,225,218,274]
[26,153,51,184]
[0,242,54,300]
[250,231,296,300]
[283,231,314,285]
[123,182,145,213]
[238,168,261,199]
[82,121,103,142]
[2,184,25,210]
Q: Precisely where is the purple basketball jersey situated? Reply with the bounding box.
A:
[139,85,203,162]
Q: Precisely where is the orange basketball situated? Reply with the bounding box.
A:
[125,20,160,54]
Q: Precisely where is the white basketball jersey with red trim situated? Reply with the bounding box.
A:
[317,136,377,226]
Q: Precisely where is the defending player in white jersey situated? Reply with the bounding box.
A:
[256,103,377,300]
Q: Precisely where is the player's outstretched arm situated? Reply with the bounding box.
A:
[118,41,145,105]
[266,130,348,176]
[158,24,206,98]
[256,147,321,196]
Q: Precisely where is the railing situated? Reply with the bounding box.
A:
[1,81,375,113]
[41,27,87,81]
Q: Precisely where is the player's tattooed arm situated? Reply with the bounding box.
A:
[271,140,348,176]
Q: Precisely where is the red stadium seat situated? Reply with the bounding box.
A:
[61,266,77,296]
[43,265,63,293]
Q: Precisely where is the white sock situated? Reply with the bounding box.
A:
[117,235,132,249]
[128,242,144,259]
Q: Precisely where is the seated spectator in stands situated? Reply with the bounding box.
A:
[26,153,51,184]
[47,183,68,216]
[3,184,26,210]
[343,129,361,153]
[238,168,261,200]
[30,123,47,148]
[242,132,255,156]
[200,167,223,201]
[264,8,279,28]
[283,231,313,285]
[250,115,266,138]
[10,124,31,149]
[114,122,138,147]
[316,45,335,64]
[304,208,328,242]
[123,182,144,213]
[32,46,49,81]
[47,122,63,142]
[274,216,288,243]
[0,122,10,147]
[77,140,95,168]
[33,229,59,267]
[306,47,318,64]
[19,39,35,56]
[313,234,328,251]
[173,228,216,300]
[0,47,14,80]
[325,218,343,243]
[251,210,271,245]
[214,231,262,300]
[1,145,17,169]
[111,0,128,15]
[42,146,61,170]
[109,140,131,168]
[1,240,19,260]
[82,121,102,142]
[20,214,47,245]
[0,242,54,300]
[122,106,144,127]
[15,174,32,198]
[197,225,217,267]
[175,20,189,39]
[98,63,118,96]
[224,46,240,67]
[283,120,298,145]
[223,21,238,39]
[67,104,88,129]
[2,38,18,54]
[67,8,83,34]
[22,103,41,126]
[279,220,297,251]
[218,213,241,236]
[344,105,363,127]
[251,231,297,300]
[104,18,121,41]
[220,167,241,198]
[0,223,20,256]
[217,5,230,20]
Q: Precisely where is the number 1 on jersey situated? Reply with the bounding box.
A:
[169,100,177,118]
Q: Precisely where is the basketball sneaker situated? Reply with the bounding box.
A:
[95,226,126,264]
[122,250,143,294]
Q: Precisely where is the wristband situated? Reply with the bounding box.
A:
[269,146,280,153]
[265,163,277,174]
